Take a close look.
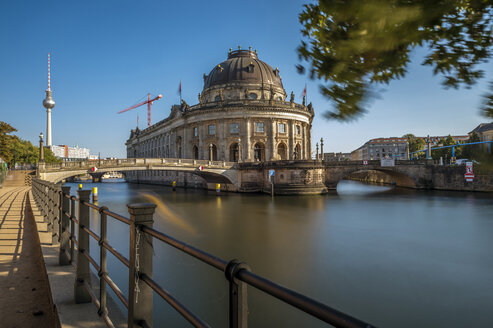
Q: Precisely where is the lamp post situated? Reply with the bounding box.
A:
[320,138,324,161]
[209,143,213,161]
[316,143,319,160]
[39,132,45,162]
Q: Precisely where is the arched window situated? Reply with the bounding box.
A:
[277,143,287,160]
[193,146,199,159]
[229,143,239,162]
[248,93,258,100]
[294,144,301,160]
[254,142,265,162]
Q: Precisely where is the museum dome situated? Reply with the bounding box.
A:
[203,49,285,92]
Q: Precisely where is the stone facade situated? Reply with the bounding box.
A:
[125,49,314,164]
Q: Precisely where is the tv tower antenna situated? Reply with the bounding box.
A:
[43,53,55,147]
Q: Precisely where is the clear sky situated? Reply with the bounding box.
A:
[1,0,491,158]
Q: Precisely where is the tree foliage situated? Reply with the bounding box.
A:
[403,133,425,153]
[298,0,493,120]
[0,121,61,167]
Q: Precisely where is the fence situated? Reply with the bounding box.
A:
[31,178,376,328]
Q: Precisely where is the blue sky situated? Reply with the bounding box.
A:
[1,0,491,158]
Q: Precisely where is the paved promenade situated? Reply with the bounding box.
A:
[0,185,60,328]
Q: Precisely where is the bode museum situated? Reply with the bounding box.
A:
[126,48,314,163]
[124,48,323,192]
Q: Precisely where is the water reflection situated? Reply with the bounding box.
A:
[63,179,493,328]
[336,179,393,195]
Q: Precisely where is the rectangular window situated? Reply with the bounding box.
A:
[296,125,301,135]
[278,123,286,133]
[255,122,264,133]
[208,124,216,135]
[229,123,240,134]
[193,127,198,137]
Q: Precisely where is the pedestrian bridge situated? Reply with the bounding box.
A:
[38,158,239,186]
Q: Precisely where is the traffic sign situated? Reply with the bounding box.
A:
[91,166,98,172]
[269,169,275,177]
[464,162,474,182]
[363,160,368,165]
[199,165,204,171]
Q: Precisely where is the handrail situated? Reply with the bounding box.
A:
[31,178,377,328]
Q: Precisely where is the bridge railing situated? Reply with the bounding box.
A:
[41,158,238,172]
[31,178,376,328]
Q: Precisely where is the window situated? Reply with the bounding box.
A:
[278,123,286,133]
[296,125,301,135]
[193,127,198,137]
[255,122,264,133]
[229,123,240,134]
[208,124,216,135]
[215,95,221,102]
[248,93,258,100]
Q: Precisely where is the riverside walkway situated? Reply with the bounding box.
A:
[0,171,59,327]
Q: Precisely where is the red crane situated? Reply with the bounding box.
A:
[117,93,163,128]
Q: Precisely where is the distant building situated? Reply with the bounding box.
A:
[469,122,493,151]
[351,137,409,160]
[323,152,351,161]
[50,145,92,161]
[469,122,493,142]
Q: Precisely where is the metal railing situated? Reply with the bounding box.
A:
[31,178,376,328]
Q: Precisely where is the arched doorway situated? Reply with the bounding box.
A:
[193,146,199,159]
[294,143,301,160]
[277,142,287,160]
[229,143,239,162]
[208,144,217,161]
[254,142,265,162]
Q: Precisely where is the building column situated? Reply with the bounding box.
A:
[199,124,205,159]
[183,126,188,159]
[245,118,252,161]
[288,120,295,160]
[303,123,308,159]
[308,124,312,160]
[270,119,276,161]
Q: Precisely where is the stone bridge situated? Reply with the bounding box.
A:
[37,158,491,193]
[38,158,239,187]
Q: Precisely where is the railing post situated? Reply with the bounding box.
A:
[59,186,71,265]
[225,259,250,328]
[98,206,109,319]
[75,189,92,303]
[52,183,60,245]
[70,196,76,263]
[127,203,156,328]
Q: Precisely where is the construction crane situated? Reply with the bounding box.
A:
[117,93,163,128]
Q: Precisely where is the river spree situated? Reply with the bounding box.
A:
[64,180,493,328]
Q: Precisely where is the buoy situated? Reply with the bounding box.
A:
[78,184,83,190]
[172,181,176,191]
[216,183,221,195]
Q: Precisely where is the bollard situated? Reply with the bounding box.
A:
[59,186,71,265]
[92,187,98,202]
[172,180,176,191]
[216,183,221,195]
[75,189,92,303]
[127,203,156,328]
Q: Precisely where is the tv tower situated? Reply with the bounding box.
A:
[42,53,55,147]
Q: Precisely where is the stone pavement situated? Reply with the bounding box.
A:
[0,185,60,328]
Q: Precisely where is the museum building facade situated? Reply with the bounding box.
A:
[125,48,314,163]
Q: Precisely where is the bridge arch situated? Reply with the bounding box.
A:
[325,165,419,189]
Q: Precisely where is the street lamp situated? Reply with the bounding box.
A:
[209,143,213,161]
[39,132,45,162]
